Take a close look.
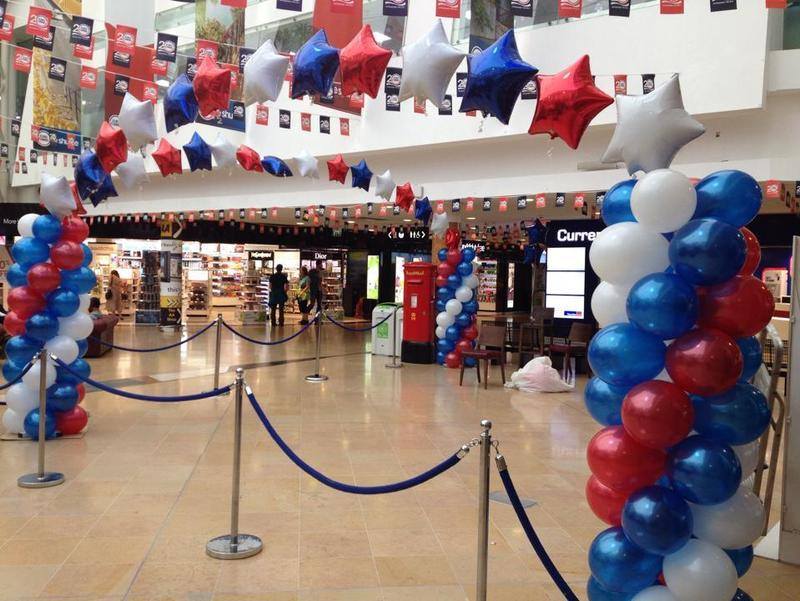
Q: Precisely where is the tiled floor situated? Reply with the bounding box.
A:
[0,321,798,601]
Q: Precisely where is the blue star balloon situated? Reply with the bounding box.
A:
[89,173,118,207]
[261,156,293,177]
[165,74,199,132]
[414,196,432,225]
[459,30,537,125]
[182,132,212,172]
[74,150,106,200]
[291,29,340,99]
[350,159,373,191]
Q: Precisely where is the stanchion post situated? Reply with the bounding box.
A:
[305,313,328,382]
[206,368,263,559]
[213,314,229,395]
[18,353,64,489]
[476,419,492,601]
[385,306,403,369]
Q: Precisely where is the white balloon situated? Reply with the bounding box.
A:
[455,286,473,303]
[293,149,319,179]
[631,169,697,233]
[17,213,38,237]
[118,93,157,149]
[399,20,465,108]
[463,274,479,289]
[58,313,94,340]
[632,586,679,601]
[374,169,396,201]
[243,39,289,104]
[2,409,25,434]
[5,383,38,415]
[589,222,670,287]
[430,212,448,237]
[45,335,80,365]
[734,441,760,478]
[79,294,92,313]
[435,326,446,339]
[115,151,149,189]
[445,299,462,316]
[40,173,76,218]
[436,312,455,328]
[209,132,238,168]
[22,362,57,391]
[663,539,737,601]
[690,487,765,550]
[591,281,631,328]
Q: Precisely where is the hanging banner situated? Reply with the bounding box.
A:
[74,38,94,59]
[558,0,582,18]
[31,125,82,155]
[319,115,330,133]
[710,0,736,11]
[185,57,198,80]
[520,77,538,99]
[642,73,655,94]
[385,94,400,111]
[0,13,13,41]
[115,24,138,53]
[535,194,546,208]
[340,118,350,136]
[13,48,32,73]
[613,74,627,95]
[661,0,684,13]
[238,47,254,72]
[113,74,130,96]
[195,100,246,132]
[301,112,311,131]
[156,32,178,62]
[279,109,291,129]
[221,0,247,6]
[48,57,67,82]
[383,0,407,16]
[456,72,467,97]
[151,57,168,76]
[511,0,533,17]
[436,0,461,18]
[143,83,158,103]
[466,198,475,211]
[765,180,783,199]
[498,198,508,212]
[70,16,94,46]
[80,65,98,89]
[112,48,132,68]
[26,6,52,37]
[438,95,453,115]
[517,196,527,210]
[766,0,787,7]
[33,26,56,51]
[385,67,402,93]
[278,0,303,10]
[555,192,566,207]
[196,39,219,62]
[574,193,585,208]
[609,0,630,16]
[256,103,269,125]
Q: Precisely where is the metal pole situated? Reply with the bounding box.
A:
[213,314,223,391]
[305,313,328,382]
[18,353,64,489]
[476,419,492,601]
[385,306,402,369]
[206,368,263,559]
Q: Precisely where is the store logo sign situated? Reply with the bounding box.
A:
[556,229,596,243]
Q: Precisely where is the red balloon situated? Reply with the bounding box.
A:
[435,274,449,288]
[585,475,628,526]
[193,56,232,117]
[698,275,775,338]
[61,216,89,243]
[95,121,128,173]
[445,352,461,369]
[3,311,26,336]
[339,24,392,99]
[456,339,474,354]
[463,325,479,341]
[76,384,86,403]
[152,138,183,177]
[587,426,666,493]
[55,405,88,436]
[437,262,455,277]
[621,381,694,450]
[327,154,349,183]
[27,262,62,295]
[666,328,743,396]
[445,227,461,250]
[395,182,415,212]
[738,227,761,276]
[7,286,46,319]
[528,55,614,150]
[50,240,85,271]
[446,249,462,266]
[236,144,263,173]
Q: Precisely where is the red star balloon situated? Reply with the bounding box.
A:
[528,55,613,150]
[327,154,349,184]
[193,56,232,118]
[95,121,128,173]
[152,138,183,177]
[395,182,415,212]
[339,24,392,99]
[69,182,86,216]
[236,144,263,172]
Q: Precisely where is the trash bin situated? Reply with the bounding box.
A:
[371,303,403,356]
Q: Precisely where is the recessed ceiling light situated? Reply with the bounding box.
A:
[403,218,411,222]
[346,220,355,224]
[467,217,476,220]
[295,221,304,225]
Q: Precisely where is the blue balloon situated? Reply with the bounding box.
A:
[457,262,473,277]
[588,324,665,387]
[737,337,761,382]
[3,360,26,383]
[60,267,96,294]
[437,338,455,353]
[291,29,340,99]
[667,435,741,505]
[165,73,199,132]
[76,338,89,358]
[47,288,80,317]
[694,170,762,227]
[81,244,93,268]
[182,132,212,172]
[32,214,62,244]
[262,155,294,177]
[692,383,770,446]
[74,150,106,200]
[435,299,447,313]
[455,312,472,328]
[621,486,693,556]
[586,576,635,601]
[55,358,90,387]
[47,384,79,412]
[669,219,747,286]
[25,312,59,343]
[601,179,637,226]
[436,350,446,365]
[445,325,461,342]
[446,274,461,290]
[459,30,538,125]
[350,159,372,191]
[11,237,50,268]
[437,287,455,302]
[731,589,754,601]
[463,356,477,368]
[23,408,57,440]
[462,300,478,314]
[462,248,476,263]
[584,377,631,426]
[626,273,698,340]
[6,263,29,288]
[725,546,753,577]
[588,527,662,594]
[414,197,432,226]
[438,248,448,262]
[5,335,43,365]
[89,173,118,207]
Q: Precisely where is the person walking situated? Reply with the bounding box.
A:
[297,266,311,325]
[269,264,289,327]
[309,259,324,313]
[107,269,122,317]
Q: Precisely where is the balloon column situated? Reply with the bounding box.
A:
[434,229,480,368]
[2,180,94,438]
[585,169,771,601]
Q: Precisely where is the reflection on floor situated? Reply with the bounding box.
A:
[0,322,798,601]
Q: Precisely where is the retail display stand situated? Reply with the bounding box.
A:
[135,251,160,325]
[185,269,212,321]
[236,250,273,324]
[477,260,498,311]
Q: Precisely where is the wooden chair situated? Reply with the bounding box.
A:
[546,322,594,382]
[459,323,507,389]
[518,307,555,367]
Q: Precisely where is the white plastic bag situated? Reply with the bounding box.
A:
[505,356,574,393]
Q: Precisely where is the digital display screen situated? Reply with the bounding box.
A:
[367,255,379,300]
[546,247,585,271]
[546,294,585,319]
[546,247,587,319]
[546,272,585,296]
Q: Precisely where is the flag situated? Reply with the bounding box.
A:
[436,0,461,18]
[79,65,98,89]
[661,0,684,13]
[13,48,32,74]
[613,74,627,95]
[115,24,137,52]
[196,39,219,62]
[74,38,94,59]
[70,16,94,46]
[157,33,178,62]
[256,104,269,125]
[558,0,582,18]
[609,0,630,16]
[26,6,51,37]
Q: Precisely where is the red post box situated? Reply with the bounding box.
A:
[401,262,436,364]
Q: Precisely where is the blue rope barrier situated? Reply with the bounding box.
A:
[222,314,318,346]
[88,319,217,352]
[0,359,34,392]
[496,456,580,601]
[52,356,232,402]
[324,311,393,332]
[247,387,464,494]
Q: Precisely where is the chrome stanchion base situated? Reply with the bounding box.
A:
[206,534,263,559]
[305,374,329,382]
[18,472,65,489]
[384,362,403,369]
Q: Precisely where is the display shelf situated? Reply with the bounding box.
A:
[135,251,160,325]
[477,260,498,311]
[184,269,212,321]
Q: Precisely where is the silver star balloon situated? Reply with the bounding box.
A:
[430,211,448,237]
[601,75,705,175]
[399,20,465,108]
[40,173,75,217]
[244,39,289,105]
[115,152,149,189]
[294,150,319,179]
[374,169,395,200]
[209,132,238,168]
[117,92,157,149]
